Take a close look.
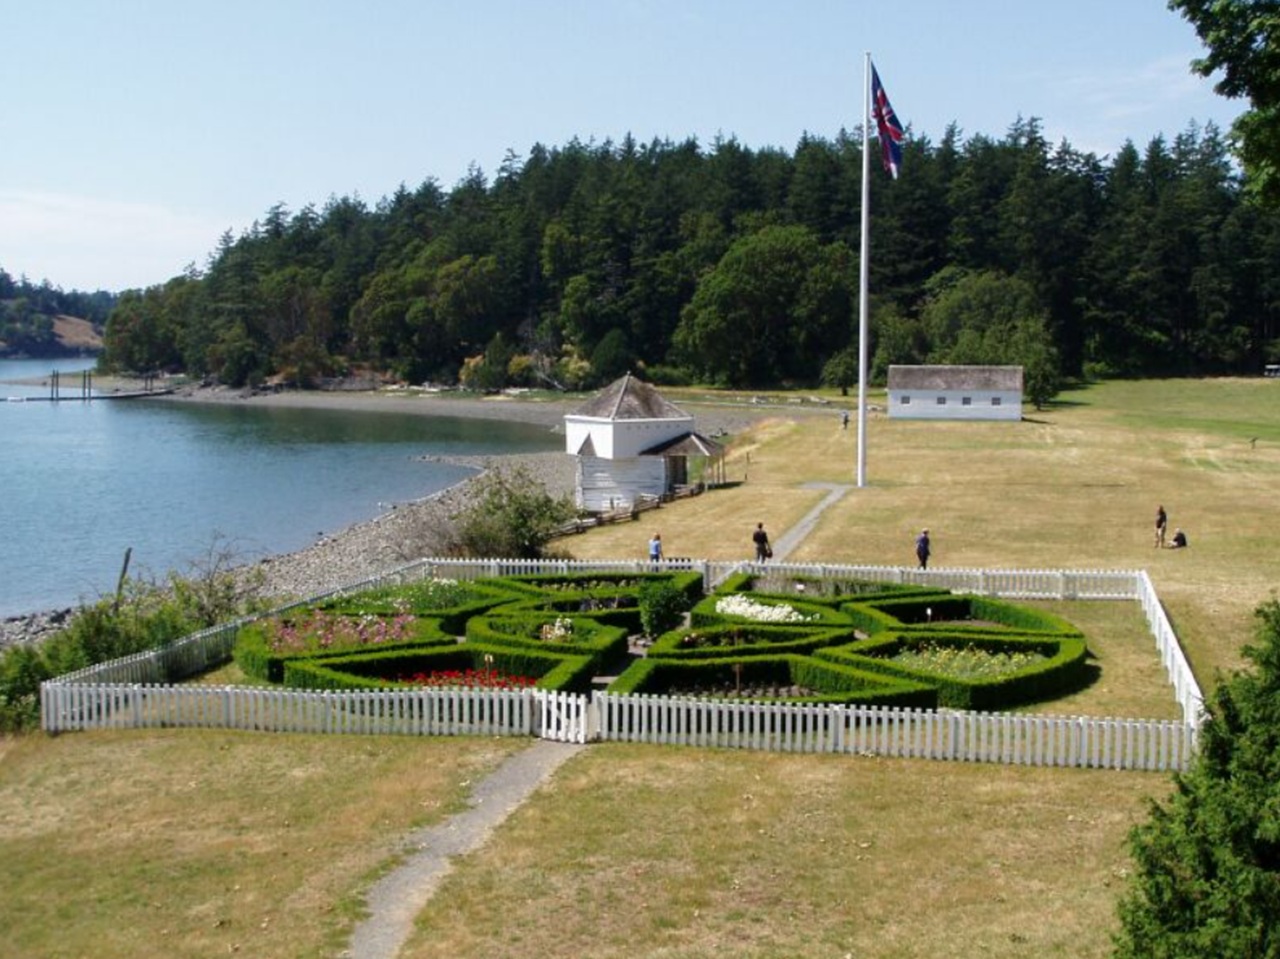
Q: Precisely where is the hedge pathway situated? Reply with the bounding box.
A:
[342,484,853,959]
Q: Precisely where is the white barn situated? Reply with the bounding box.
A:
[887,365,1023,421]
[564,374,724,512]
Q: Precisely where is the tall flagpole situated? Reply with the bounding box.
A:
[856,51,871,488]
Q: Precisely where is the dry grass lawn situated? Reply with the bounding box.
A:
[406,745,1156,959]
[0,731,525,959]
[2,378,1276,958]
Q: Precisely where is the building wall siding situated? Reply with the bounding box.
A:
[565,416,693,459]
[887,388,1022,420]
[575,456,668,511]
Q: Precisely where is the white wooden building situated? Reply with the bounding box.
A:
[564,374,725,511]
[887,365,1023,421]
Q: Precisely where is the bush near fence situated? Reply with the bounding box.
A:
[282,643,597,694]
[815,632,1091,711]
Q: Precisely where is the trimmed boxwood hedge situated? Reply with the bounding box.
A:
[489,570,704,604]
[714,571,950,608]
[647,624,857,659]
[490,596,644,634]
[282,643,596,693]
[234,614,453,683]
[317,581,523,634]
[608,654,937,707]
[845,594,1083,636]
[815,631,1090,710]
[464,612,630,671]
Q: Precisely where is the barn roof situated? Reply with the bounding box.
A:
[570,373,691,420]
[641,431,724,458]
[887,365,1023,391]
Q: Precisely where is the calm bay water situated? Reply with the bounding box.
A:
[0,359,560,618]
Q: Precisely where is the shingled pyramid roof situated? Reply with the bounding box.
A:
[570,373,690,420]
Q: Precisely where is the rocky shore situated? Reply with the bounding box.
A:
[0,384,787,650]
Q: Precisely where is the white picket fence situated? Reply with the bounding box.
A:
[37,683,1193,771]
[592,693,1196,772]
[40,559,1205,771]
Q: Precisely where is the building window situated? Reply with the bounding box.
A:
[962,396,972,406]
[936,396,946,405]
[900,395,910,404]
[992,397,1002,406]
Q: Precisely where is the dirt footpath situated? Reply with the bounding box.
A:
[343,740,585,959]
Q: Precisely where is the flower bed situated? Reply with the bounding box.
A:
[234,612,453,683]
[393,667,538,690]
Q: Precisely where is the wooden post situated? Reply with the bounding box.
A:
[114,547,133,612]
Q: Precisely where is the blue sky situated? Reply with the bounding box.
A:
[0,0,1245,293]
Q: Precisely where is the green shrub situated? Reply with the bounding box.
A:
[638,580,690,636]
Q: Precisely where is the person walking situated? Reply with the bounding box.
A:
[1155,505,1168,548]
[648,532,663,563]
[915,528,931,570]
[752,522,771,562]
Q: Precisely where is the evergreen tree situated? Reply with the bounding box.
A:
[1115,599,1280,958]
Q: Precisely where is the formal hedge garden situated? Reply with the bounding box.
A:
[229,569,1091,710]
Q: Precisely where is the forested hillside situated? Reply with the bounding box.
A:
[0,270,113,358]
[98,120,1280,394]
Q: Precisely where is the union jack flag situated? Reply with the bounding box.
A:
[871,64,904,178]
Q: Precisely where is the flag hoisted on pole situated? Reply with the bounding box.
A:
[857,53,903,488]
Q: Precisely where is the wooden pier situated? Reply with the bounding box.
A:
[10,369,175,402]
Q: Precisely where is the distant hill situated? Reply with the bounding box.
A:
[51,315,103,351]
[0,312,103,359]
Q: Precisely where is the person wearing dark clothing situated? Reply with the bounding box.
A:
[915,529,931,570]
[1155,505,1168,548]
[1170,528,1187,549]
[752,523,771,562]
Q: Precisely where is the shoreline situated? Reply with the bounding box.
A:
[1,383,784,647]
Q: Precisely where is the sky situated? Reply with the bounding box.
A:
[0,0,1245,294]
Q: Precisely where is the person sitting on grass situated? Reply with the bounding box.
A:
[1169,528,1188,549]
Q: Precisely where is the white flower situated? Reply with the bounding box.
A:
[714,594,815,623]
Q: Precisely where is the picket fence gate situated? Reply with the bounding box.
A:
[40,559,1205,772]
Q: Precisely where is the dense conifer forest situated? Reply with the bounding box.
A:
[21,119,1280,391]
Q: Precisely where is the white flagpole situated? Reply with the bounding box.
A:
[856,52,871,488]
